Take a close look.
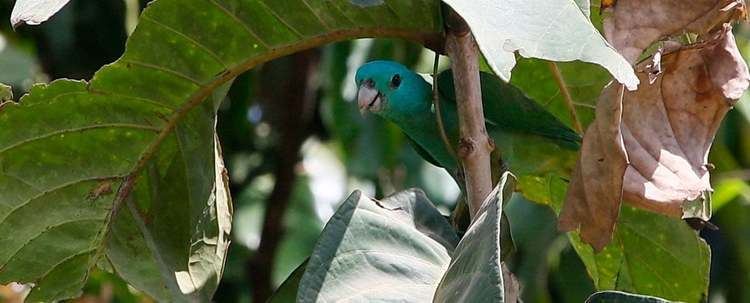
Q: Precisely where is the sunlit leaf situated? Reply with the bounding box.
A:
[443,0,638,89]
[10,0,71,27]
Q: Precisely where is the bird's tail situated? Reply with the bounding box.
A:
[546,126,582,150]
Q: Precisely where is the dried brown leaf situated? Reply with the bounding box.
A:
[560,29,750,251]
[558,84,628,251]
[603,0,745,63]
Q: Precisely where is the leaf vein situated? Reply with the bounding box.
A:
[0,176,124,229]
[140,15,229,69]
[205,0,270,49]
[256,0,303,38]
[0,123,162,155]
[120,59,204,86]
[1,219,105,273]
[299,0,330,31]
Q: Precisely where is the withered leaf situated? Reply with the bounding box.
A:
[603,0,745,63]
[558,84,628,251]
[560,28,750,251]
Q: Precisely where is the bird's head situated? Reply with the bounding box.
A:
[355,60,432,120]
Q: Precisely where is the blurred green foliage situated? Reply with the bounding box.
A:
[0,1,749,302]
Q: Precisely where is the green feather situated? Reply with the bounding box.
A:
[436,70,581,150]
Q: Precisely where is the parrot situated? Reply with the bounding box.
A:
[355,60,580,182]
[354,60,581,236]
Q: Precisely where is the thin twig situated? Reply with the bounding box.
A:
[432,53,458,160]
[547,62,584,134]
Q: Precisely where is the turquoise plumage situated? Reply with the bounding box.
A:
[355,60,579,180]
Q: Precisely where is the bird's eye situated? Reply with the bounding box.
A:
[390,74,401,88]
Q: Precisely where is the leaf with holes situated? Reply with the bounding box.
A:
[0,0,442,301]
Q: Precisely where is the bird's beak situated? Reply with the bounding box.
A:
[357,82,382,116]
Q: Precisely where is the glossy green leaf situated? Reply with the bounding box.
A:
[585,291,674,303]
[443,0,638,89]
[0,0,443,301]
[434,172,516,302]
[298,189,459,302]
[569,207,710,303]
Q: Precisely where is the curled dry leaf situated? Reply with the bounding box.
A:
[560,28,750,251]
[558,84,628,251]
[603,0,746,63]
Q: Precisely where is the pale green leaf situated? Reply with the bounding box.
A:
[298,189,459,302]
[434,172,516,302]
[10,0,71,27]
[443,0,638,89]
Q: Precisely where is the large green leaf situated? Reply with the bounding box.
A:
[434,172,516,302]
[298,189,458,302]
[0,0,442,301]
[443,0,638,89]
[521,166,710,302]
[568,206,710,303]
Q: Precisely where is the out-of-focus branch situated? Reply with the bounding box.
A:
[548,62,583,134]
[445,9,494,220]
[247,49,320,303]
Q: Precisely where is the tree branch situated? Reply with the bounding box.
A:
[445,10,494,219]
[247,49,320,303]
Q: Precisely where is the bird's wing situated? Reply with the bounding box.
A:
[436,69,581,150]
[404,133,444,168]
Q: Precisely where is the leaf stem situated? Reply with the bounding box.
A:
[432,53,458,161]
[548,61,584,134]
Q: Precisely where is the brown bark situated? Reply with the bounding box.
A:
[247,49,320,303]
[445,10,494,219]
